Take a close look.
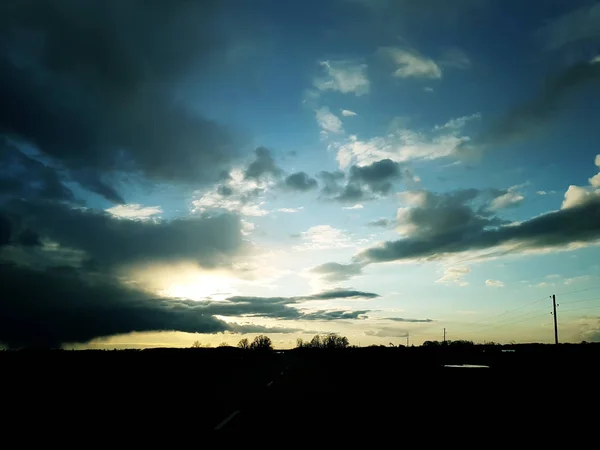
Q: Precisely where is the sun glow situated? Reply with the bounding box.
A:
[160,274,236,301]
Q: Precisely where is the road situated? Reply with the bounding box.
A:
[1,348,596,439]
[214,350,593,434]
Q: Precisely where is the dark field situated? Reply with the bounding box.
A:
[1,344,598,439]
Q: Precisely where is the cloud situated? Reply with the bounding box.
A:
[439,48,472,69]
[315,107,344,135]
[485,279,504,287]
[355,188,600,265]
[314,60,370,96]
[589,154,600,187]
[3,199,246,271]
[294,225,354,251]
[193,168,272,217]
[536,3,600,52]
[434,113,481,131]
[490,186,525,210]
[318,170,346,196]
[343,204,364,210]
[0,263,231,348]
[424,87,434,93]
[106,204,163,220]
[436,265,471,286]
[561,185,597,209]
[0,1,244,202]
[472,59,600,149]
[341,109,358,117]
[395,189,507,238]
[320,159,408,203]
[563,275,590,285]
[284,172,318,192]
[0,139,76,203]
[348,159,404,194]
[365,328,409,338]
[334,114,476,168]
[278,207,304,213]
[0,261,378,347]
[244,147,282,180]
[368,218,392,227]
[386,317,434,323]
[562,157,600,209]
[379,47,442,79]
[310,262,364,282]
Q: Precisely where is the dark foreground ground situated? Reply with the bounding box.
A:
[1,344,598,440]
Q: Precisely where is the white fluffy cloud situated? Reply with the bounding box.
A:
[380,47,442,79]
[316,106,344,134]
[314,60,370,96]
[490,186,525,210]
[435,113,481,131]
[278,207,304,213]
[562,155,600,209]
[341,109,357,117]
[485,279,504,287]
[436,265,471,286]
[333,114,477,169]
[343,204,364,210]
[590,154,600,187]
[192,168,271,217]
[106,204,163,220]
[294,225,354,251]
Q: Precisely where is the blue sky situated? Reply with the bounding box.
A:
[1,0,600,348]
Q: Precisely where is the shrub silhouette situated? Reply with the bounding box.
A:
[237,338,250,349]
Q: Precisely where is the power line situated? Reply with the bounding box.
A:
[469,307,551,333]
[481,311,551,332]
[463,296,549,328]
[559,304,600,314]
[554,283,600,298]
[558,296,600,306]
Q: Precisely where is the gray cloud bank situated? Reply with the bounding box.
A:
[0,1,246,203]
[0,258,380,348]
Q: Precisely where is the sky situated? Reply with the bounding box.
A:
[1,0,600,349]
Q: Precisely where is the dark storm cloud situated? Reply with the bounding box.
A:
[192,290,377,321]
[0,262,379,347]
[0,262,231,348]
[0,139,75,202]
[5,200,246,269]
[244,147,283,180]
[472,59,600,149]
[318,160,405,203]
[387,317,434,323]
[284,172,318,192]
[357,192,600,264]
[310,262,365,282]
[0,0,243,202]
[302,310,370,320]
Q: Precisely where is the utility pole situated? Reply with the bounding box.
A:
[552,294,559,345]
[443,328,446,343]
